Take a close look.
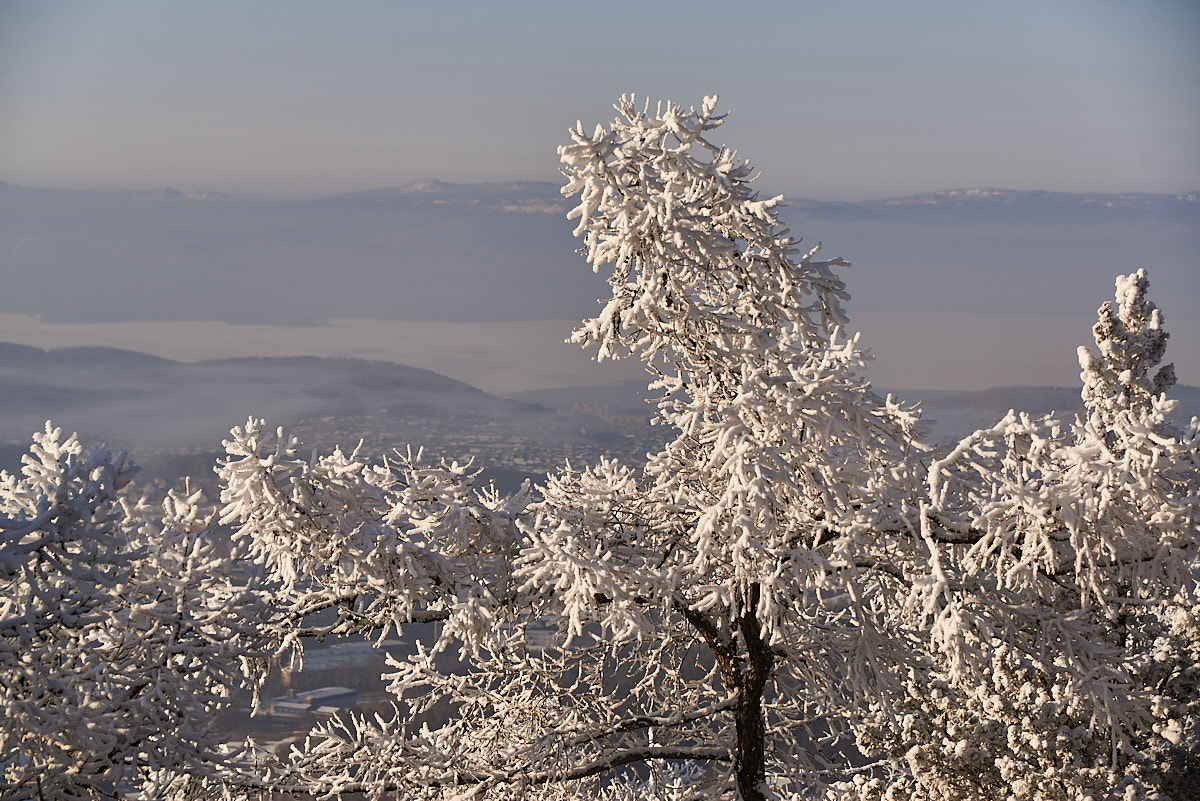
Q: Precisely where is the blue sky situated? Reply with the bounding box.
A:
[2,0,1197,200]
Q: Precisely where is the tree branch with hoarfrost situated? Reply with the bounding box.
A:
[215,419,528,655]
[0,425,268,799]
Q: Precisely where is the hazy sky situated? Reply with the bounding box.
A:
[2,0,1197,201]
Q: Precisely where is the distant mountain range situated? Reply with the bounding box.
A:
[2,179,1196,328]
[785,187,1200,225]
[6,178,1195,214]
[6,179,1196,226]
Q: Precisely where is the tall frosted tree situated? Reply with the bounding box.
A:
[536,94,926,797]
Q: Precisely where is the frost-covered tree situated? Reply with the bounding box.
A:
[0,425,265,800]
[1079,268,1176,435]
[217,95,925,801]
[523,94,925,798]
[214,423,527,650]
[838,271,1200,801]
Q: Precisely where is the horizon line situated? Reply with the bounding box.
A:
[3,177,1198,205]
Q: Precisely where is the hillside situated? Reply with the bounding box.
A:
[0,344,658,490]
[6,342,1196,480]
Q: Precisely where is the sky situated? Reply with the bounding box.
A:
[1,0,1198,201]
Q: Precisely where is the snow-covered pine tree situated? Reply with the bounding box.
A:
[1079,268,1176,435]
[839,271,1200,801]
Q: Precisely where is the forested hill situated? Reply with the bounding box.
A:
[0,343,616,488]
[3,342,1198,487]
[0,341,513,438]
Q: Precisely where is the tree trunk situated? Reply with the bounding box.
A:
[735,584,773,801]
[734,688,768,801]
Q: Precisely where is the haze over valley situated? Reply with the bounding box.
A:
[0,342,663,493]
[3,179,1197,488]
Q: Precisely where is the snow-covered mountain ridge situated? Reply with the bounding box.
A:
[3,178,1196,210]
[785,187,1200,224]
[4,177,1196,229]
[880,187,1198,206]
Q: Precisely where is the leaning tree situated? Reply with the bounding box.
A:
[214,95,927,800]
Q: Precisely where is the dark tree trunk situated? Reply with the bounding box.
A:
[680,586,775,801]
[734,584,773,801]
[734,688,768,801]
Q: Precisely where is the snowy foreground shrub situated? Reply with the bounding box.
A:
[2,96,1197,800]
[0,427,267,799]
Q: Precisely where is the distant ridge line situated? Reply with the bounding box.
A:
[2,178,1196,206]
